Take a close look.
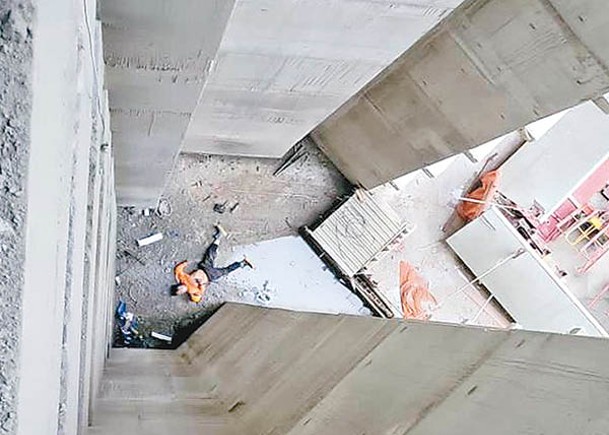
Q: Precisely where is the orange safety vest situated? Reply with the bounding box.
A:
[174,261,207,303]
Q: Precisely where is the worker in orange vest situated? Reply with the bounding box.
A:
[174,225,253,303]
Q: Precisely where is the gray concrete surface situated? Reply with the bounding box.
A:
[114,139,352,345]
[0,1,118,434]
[182,0,465,158]
[313,0,609,189]
[0,2,34,433]
[100,0,236,206]
[18,0,85,432]
[89,303,609,434]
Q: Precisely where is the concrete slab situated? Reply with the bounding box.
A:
[183,0,465,158]
[89,304,609,435]
[313,0,609,189]
[220,236,370,316]
[100,0,236,206]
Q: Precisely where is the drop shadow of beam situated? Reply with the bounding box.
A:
[170,302,225,348]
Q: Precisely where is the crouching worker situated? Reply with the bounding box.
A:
[173,225,253,303]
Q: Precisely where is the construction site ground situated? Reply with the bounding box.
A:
[114,137,524,348]
[369,155,512,328]
[114,139,359,347]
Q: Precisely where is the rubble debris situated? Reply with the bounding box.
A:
[137,232,163,247]
[213,201,228,214]
[273,142,306,176]
[127,287,137,304]
[116,300,140,346]
[156,198,172,217]
[422,168,434,179]
[151,331,172,342]
[123,249,146,265]
[255,281,272,304]
[256,290,272,305]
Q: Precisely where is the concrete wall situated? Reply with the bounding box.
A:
[89,303,609,434]
[0,2,35,433]
[100,0,236,207]
[182,0,465,158]
[313,0,609,189]
[0,1,117,434]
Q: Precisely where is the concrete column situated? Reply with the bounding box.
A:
[100,0,236,207]
[9,0,116,433]
[182,0,466,159]
[312,0,609,189]
[15,0,114,434]
[17,0,84,432]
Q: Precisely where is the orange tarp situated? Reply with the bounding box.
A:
[400,261,437,320]
[457,170,501,221]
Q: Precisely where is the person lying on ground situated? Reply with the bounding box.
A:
[173,224,253,303]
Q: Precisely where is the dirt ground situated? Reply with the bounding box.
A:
[114,138,352,347]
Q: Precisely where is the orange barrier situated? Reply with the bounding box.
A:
[457,169,501,221]
[400,261,437,320]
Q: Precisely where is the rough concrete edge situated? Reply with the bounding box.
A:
[0,2,35,434]
[77,49,105,435]
[57,1,103,434]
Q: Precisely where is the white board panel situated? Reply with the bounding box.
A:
[447,207,607,337]
[501,101,609,214]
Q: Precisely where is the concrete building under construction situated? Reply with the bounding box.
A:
[3,0,609,434]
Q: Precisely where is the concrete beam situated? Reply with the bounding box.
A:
[182,0,466,158]
[17,0,83,432]
[89,304,609,434]
[100,0,236,206]
[312,0,609,189]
